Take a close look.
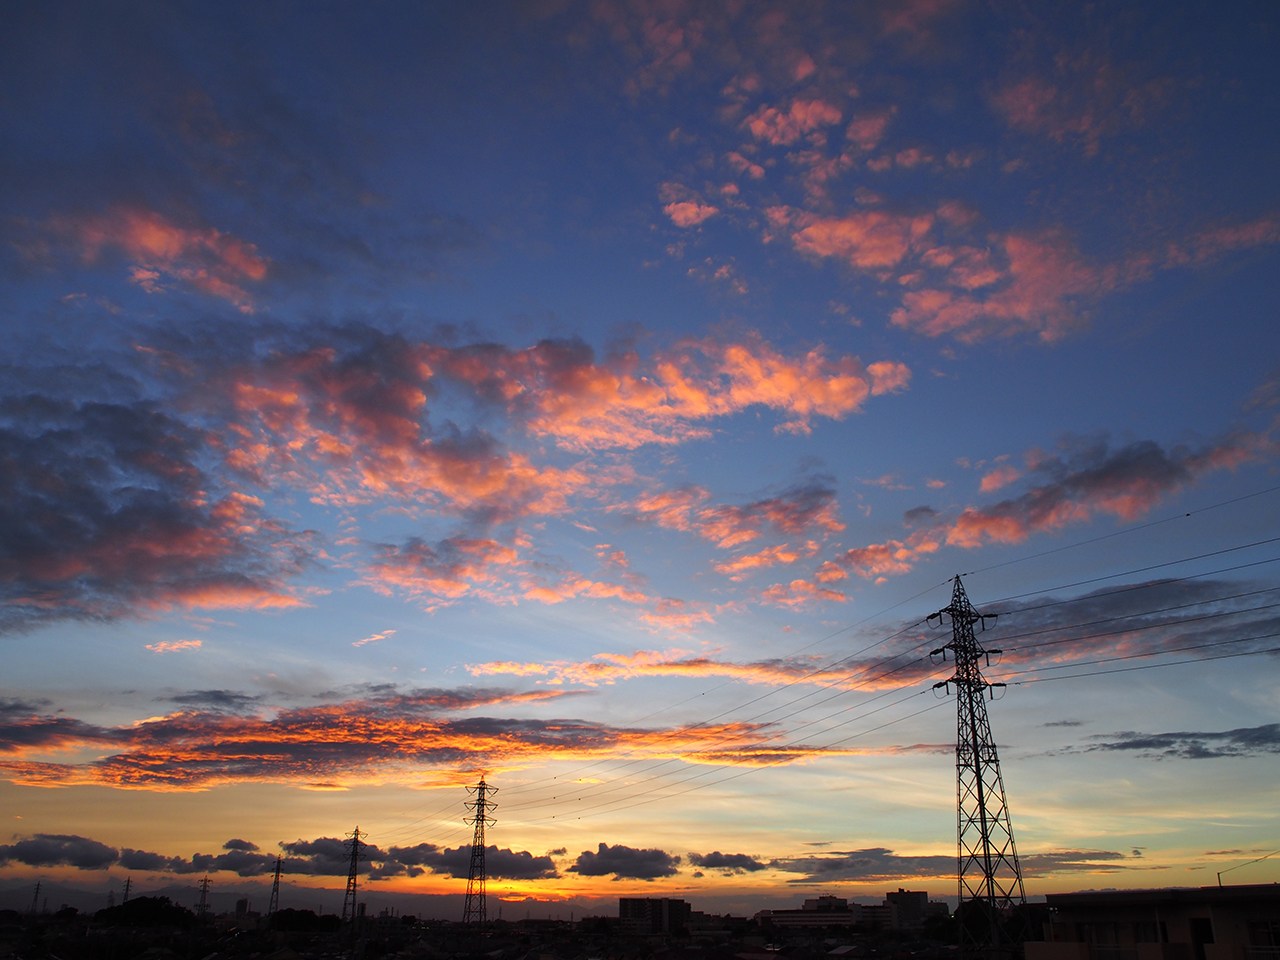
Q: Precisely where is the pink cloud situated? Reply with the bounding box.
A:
[353,629,397,648]
[743,98,842,146]
[145,640,203,654]
[992,54,1172,156]
[664,200,719,227]
[1164,216,1280,268]
[979,464,1021,493]
[726,150,766,180]
[845,110,894,151]
[892,231,1114,342]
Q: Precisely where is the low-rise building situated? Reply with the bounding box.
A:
[1025,884,1280,960]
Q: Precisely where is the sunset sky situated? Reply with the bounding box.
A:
[2,0,1278,919]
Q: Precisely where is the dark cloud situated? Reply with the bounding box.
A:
[1019,850,1134,876]
[119,848,176,871]
[384,843,557,880]
[278,836,386,876]
[177,847,280,877]
[168,691,264,712]
[1081,723,1280,760]
[0,834,118,870]
[904,505,938,526]
[771,847,953,883]
[961,576,1280,686]
[946,433,1269,552]
[688,850,767,874]
[569,842,681,880]
[0,698,118,752]
[0,394,313,634]
[0,830,555,883]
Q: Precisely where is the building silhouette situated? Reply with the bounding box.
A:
[1026,885,1280,960]
[618,897,692,935]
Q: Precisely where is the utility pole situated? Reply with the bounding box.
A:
[342,827,364,925]
[931,575,1026,960]
[268,854,282,915]
[463,778,497,925]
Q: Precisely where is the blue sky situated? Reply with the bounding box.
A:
[1,0,1278,918]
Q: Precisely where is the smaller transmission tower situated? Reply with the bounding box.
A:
[197,876,211,917]
[462,778,497,924]
[268,854,282,915]
[931,575,1026,960]
[342,827,364,924]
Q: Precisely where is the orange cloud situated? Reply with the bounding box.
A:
[629,479,843,549]
[50,206,268,311]
[225,341,596,518]
[365,537,522,609]
[522,575,649,607]
[713,543,811,579]
[469,648,882,691]
[759,578,847,608]
[428,333,908,451]
[0,689,840,791]
[782,207,934,271]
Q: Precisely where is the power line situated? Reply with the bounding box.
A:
[1002,644,1280,685]
[962,484,1280,579]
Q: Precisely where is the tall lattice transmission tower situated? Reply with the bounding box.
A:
[930,575,1026,960]
[341,826,364,924]
[197,876,211,917]
[462,778,497,924]
[267,854,282,916]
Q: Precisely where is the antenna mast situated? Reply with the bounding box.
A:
[463,778,497,925]
[931,575,1026,959]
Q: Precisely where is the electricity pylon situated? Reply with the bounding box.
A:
[268,854,282,915]
[462,779,497,925]
[930,575,1026,960]
[342,826,364,924]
